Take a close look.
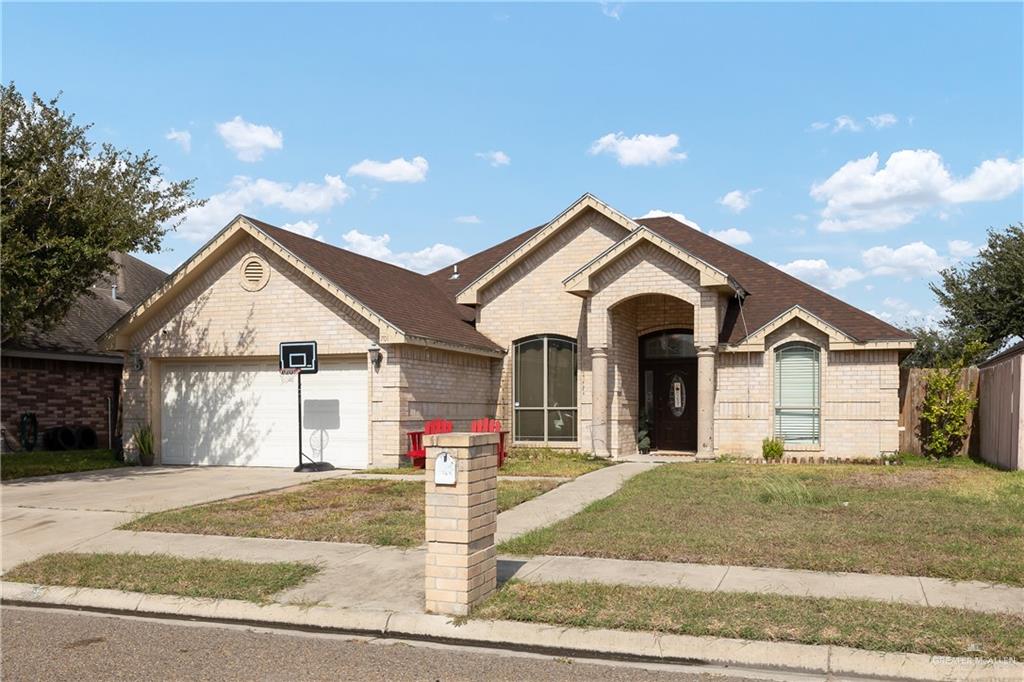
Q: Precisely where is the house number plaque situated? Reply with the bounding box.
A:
[434,451,457,485]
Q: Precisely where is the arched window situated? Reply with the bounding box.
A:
[514,335,577,441]
[774,343,820,444]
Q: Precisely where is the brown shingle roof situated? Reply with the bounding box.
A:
[5,254,167,358]
[636,216,913,343]
[424,214,912,345]
[246,218,502,353]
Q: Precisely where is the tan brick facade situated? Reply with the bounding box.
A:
[115,208,904,466]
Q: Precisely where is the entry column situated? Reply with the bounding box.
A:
[696,345,715,458]
[424,432,499,616]
[590,346,609,458]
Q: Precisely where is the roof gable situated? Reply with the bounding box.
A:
[563,226,735,294]
[454,193,636,305]
[101,217,502,355]
[636,216,915,346]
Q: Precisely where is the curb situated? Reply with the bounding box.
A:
[3,582,1020,681]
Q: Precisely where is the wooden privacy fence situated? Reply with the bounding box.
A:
[898,367,980,457]
[977,344,1023,470]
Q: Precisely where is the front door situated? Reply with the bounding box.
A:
[646,360,697,451]
[639,330,699,452]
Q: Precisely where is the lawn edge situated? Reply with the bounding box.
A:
[3,581,1019,681]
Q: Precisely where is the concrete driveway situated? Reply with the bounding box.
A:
[1,466,348,571]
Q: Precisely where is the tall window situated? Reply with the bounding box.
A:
[774,343,820,444]
[514,335,577,441]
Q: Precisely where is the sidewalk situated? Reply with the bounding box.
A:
[70,528,1024,616]
[503,555,1024,616]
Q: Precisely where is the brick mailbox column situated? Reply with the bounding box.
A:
[424,432,499,616]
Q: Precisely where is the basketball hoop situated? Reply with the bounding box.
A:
[279,367,301,384]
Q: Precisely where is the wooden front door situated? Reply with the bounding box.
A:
[646,359,697,451]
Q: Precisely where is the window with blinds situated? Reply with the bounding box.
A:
[774,343,820,444]
[513,335,577,442]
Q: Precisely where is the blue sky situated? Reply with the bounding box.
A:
[4,2,1022,328]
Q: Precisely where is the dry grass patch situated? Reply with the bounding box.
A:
[5,552,317,603]
[500,460,1024,585]
[500,447,611,478]
[474,581,1024,660]
[125,478,559,547]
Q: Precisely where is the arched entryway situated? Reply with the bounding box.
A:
[639,329,698,451]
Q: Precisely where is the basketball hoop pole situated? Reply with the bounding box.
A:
[296,371,303,472]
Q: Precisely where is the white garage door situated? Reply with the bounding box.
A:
[160,358,368,469]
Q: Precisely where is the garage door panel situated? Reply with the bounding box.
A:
[160,359,367,469]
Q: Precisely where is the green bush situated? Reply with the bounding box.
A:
[921,342,982,459]
[762,437,784,462]
[134,424,155,466]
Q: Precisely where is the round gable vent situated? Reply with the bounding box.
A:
[239,254,270,291]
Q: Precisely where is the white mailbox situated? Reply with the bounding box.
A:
[434,451,457,486]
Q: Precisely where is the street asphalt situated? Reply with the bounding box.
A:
[1,606,771,682]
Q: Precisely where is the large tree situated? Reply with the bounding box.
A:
[930,223,1024,349]
[900,325,995,369]
[1,83,203,340]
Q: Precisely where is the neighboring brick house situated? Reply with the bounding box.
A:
[2,254,167,451]
[101,194,915,468]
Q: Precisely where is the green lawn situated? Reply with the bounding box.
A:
[500,447,612,478]
[4,552,317,603]
[1,449,127,481]
[474,581,1024,661]
[124,478,559,547]
[500,459,1024,586]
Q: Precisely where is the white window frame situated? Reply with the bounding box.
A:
[773,342,821,445]
[513,335,577,442]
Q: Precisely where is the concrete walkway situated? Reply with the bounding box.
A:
[73,529,426,612]
[75,529,1024,616]
[503,555,1024,616]
[495,462,659,543]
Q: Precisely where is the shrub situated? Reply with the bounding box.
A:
[920,342,982,459]
[762,437,784,462]
[636,411,652,454]
[133,424,155,466]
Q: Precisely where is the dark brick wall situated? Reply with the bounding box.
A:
[1,356,121,451]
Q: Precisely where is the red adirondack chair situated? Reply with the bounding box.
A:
[471,418,508,467]
[407,418,453,469]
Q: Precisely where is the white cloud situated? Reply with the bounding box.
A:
[772,258,865,290]
[809,121,830,132]
[281,220,322,240]
[165,128,191,153]
[811,150,1024,232]
[717,188,760,213]
[589,132,686,166]
[455,215,481,224]
[833,115,862,133]
[340,229,467,273]
[867,113,899,129]
[636,209,701,231]
[215,116,283,162]
[861,241,949,279]
[347,156,429,183]
[708,228,752,246]
[178,174,350,241]
[476,150,510,167]
[948,239,978,259]
[600,2,623,19]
